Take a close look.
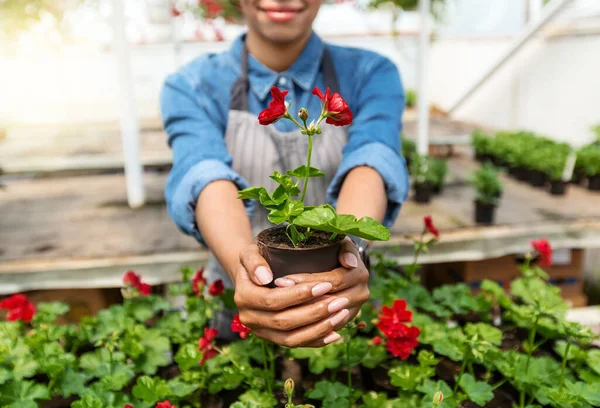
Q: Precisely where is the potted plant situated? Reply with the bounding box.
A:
[430,158,448,195]
[471,130,493,162]
[578,144,600,191]
[402,136,416,168]
[236,86,390,281]
[541,145,571,196]
[409,153,437,204]
[471,162,503,225]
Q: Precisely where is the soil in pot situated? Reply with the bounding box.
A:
[256,226,344,283]
[414,183,433,203]
[528,170,548,187]
[550,180,568,196]
[589,175,600,191]
[475,201,496,225]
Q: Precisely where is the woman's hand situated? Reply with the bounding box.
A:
[273,237,370,324]
[233,244,352,348]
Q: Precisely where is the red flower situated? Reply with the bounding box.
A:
[198,327,218,350]
[312,86,353,126]
[138,283,152,296]
[1,294,36,323]
[123,271,141,287]
[156,402,176,408]
[208,279,224,296]
[192,268,207,295]
[424,215,439,238]
[376,299,413,337]
[199,0,223,18]
[125,405,134,408]
[200,348,218,366]
[372,336,382,345]
[531,239,552,266]
[170,6,181,17]
[231,314,251,339]
[258,87,289,125]
[385,324,420,360]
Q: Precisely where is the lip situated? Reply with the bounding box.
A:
[258,4,305,22]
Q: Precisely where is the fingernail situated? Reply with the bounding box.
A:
[255,266,273,285]
[327,298,349,314]
[311,282,332,297]
[324,332,341,345]
[329,309,350,327]
[343,253,358,268]
[274,278,295,287]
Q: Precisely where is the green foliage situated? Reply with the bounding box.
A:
[577,144,600,176]
[409,153,438,185]
[405,89,417,108]
[471,129,493,157]
[470,162,503,205]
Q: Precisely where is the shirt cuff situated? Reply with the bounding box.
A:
[167,159,255,246]
[327,142,409,227]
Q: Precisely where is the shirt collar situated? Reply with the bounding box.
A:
[229,32,325,101]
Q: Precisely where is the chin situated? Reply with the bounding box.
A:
[260,28,309,45]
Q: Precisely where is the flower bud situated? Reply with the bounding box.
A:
[284,378,294,398]
[298,108,308,122]
[356,322,366,330]
[433,391,443,406]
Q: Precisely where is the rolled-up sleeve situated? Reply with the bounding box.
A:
[327,56,409,227]
[161,71,254,246]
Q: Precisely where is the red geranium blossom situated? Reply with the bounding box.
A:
[156,401,176,408]
[200,349,218,366]
[208,279,224,296]
[372,336,382,345]
[258,87,289,125]
[424,215,439,238]
[198,328,219,366]
[385,325,421,360]
[531,239,552,266]
[192,268,207,295]
[312,86,353,126]
[123,271,142,287]
[231,314,251,339]
[125,405,134,408]
[0,294,36,323]
[376,299,413,337]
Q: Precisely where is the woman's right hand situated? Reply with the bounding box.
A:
[232,243,352,348]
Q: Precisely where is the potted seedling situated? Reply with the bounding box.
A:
[578,144,600,191]
[237,87,390,281]
[542,145,573,196]
[430,158,448,195]
[471,130,493,162]
[471,162,503,225]
[402,136,416,168]
[409,153,436,204]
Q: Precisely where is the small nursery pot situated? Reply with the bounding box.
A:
[517,167,531,182]
[589,175,600,191]
[475,200,496,225]
[550,180,568,196]
[432,183,444,195]
[255,226,343,284]
[414,183,433,203]
[528,170,548,187]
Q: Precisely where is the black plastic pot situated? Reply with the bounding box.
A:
[475,200,496,225]
[550,180,567,196]
[414,183,433,203]
[528,170,548,187]
[589,175,600,191]
[508,166,520,179]
[517,167,531,182]
[432,184,443,195]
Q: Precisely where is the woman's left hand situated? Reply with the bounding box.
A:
[273,237,370,323]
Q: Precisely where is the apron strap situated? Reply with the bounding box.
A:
[229,41,339,112]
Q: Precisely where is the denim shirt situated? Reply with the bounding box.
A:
[160,32,410,246]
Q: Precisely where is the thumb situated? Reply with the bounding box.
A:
[338,237,359,269]
[239,244,273,286]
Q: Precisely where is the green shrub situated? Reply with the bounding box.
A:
[471,162,503,205]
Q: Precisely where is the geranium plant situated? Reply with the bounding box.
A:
[237,86,390,247]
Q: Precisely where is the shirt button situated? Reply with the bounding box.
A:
[278,77,287,86]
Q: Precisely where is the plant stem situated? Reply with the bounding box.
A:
[491,378,508,390]
[286,114,305,131]
[560,337,572,390]
[301,134,313,203]
[262,340,273,395]
[346,337,352,408]
[521,315,540,408]
[453,355,469,394]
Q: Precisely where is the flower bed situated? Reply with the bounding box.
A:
[1,219,599,408]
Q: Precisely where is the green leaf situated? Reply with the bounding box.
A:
[464,323,502,346]
[133,330,171,375]
[99,363,135,391]
[238,389,278,407]
[207,365,245,394]
[0,381,50,407]
[175,343,200,371]
[388,364,435,391]
[416,380,455,407]
[306,381,350,408]
[238,187,267,200]
[417,350,439,367]
[167,378,198,398]
[579,369,600,385]
[269,171,301,196]
[430,329,466,362]
[71,395,104,408]
[480,280,513,307]
[362,392,389,408]
[293,204,390,241]
[567,381,600,406]
[554,340,586,361]
[132,376,171,403]
[459,374,494,406]
[267,199,304,224]
[510,277,567,314]
[221,288,237,310]
[433,284,491,316]
[0,367,11,385]
[56,368,89,397]
[587,349,600,375]
[286,165,325,178]
[289,344,343,374]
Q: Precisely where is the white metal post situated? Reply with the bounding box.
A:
[112,0,145,208]
[417,0,431,156]
[529,0,544,22]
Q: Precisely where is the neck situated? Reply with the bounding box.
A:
[246,31,312,72]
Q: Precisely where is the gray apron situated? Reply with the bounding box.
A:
[207,41,348,336]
